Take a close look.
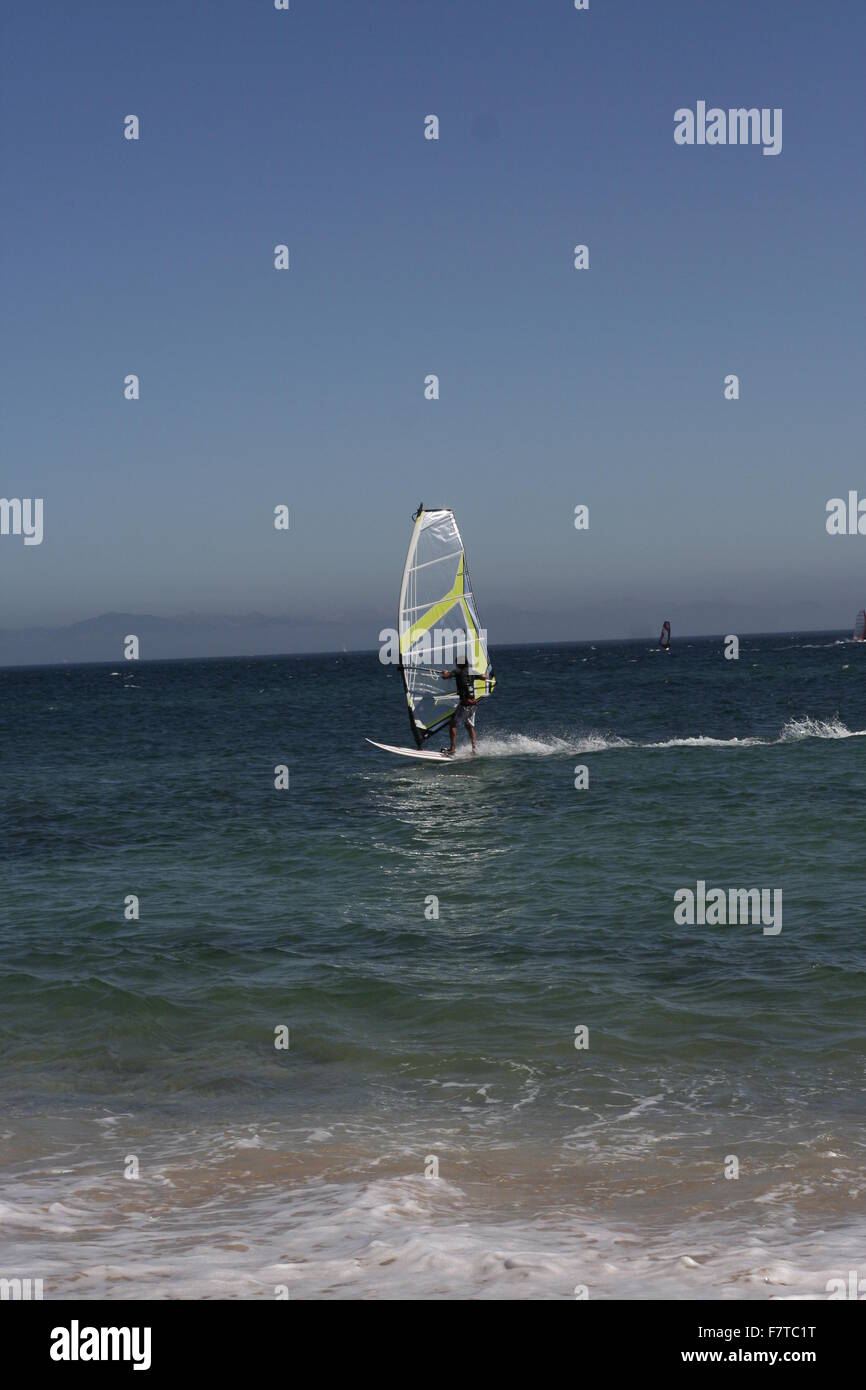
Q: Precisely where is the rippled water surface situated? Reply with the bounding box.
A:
[1,635,865,1297]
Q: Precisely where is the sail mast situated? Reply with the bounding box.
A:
[398,506,426,747]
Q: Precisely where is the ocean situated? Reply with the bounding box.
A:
[1,634,865,1300]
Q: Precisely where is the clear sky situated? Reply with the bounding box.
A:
[2,0,864,646]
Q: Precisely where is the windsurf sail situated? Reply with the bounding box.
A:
[659,620,671,650]
[398,505,495,747]
[854,610,866,642]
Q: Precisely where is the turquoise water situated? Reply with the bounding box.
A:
[1,635,865,1298]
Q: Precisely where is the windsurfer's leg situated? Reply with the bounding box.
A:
[465,707,477,751]
[449,716,457,752]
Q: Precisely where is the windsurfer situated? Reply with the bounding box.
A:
[441,657,483,753]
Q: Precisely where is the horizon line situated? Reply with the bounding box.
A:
[0,626,854,673]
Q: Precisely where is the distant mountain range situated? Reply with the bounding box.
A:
[0,612,376,668]
[0,602,842,668]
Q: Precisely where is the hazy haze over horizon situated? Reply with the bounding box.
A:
[0,607,856,669]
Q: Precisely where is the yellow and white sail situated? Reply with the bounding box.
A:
[398,507,495,745]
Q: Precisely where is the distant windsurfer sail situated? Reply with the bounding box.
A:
[659,620,671,651]
[854,610,866,642]
[367,504,496,760]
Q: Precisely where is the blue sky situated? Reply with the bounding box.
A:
[2,0,864,645]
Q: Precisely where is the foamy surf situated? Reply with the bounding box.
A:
[4,1171,864,1300]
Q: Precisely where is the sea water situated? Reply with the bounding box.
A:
[1,635,865,1299]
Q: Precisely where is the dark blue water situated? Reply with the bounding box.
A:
[1,635,865,1297]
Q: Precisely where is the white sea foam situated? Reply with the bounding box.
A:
[0,1199,82,1235]
[648,735,765,749]
[480,734,587,757]
[779,716,866,741]
[473,718,865,759]
[478,733,631,758]
[3,1173,864,1300]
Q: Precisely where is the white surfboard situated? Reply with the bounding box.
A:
[365,738,455,763]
